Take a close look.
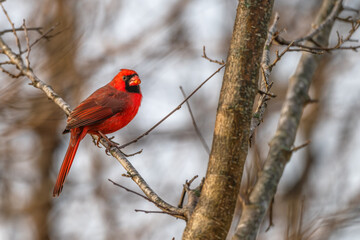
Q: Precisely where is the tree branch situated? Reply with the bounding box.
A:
[249,12,280,143]
[0,36,72,115]
[233,1,342,239]
[179,86,210,155]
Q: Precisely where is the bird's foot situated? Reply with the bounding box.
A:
[96,131,142,157]
[105,147,142,157]
[97,131,120,155]
[93,137,102,148]
[104,142,119,156]
[105,147,113,156]
[100,133,119,146]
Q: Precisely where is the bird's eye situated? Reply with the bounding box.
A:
[122,76,126,81]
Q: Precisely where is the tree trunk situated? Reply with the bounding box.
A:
[182,1,274,239]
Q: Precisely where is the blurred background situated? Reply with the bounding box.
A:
[0,0,359,239]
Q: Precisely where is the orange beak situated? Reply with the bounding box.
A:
[129,75,141,86]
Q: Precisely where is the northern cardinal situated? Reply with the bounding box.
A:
[53,69,142,197]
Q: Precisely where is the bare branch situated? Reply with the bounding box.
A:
[179,86,210,155]
[249,1,360,145]
[0,1,21,53]
[101,137,186,219]
[275,18,360,52]
[108,179,153,203]
[178,175,198,208]
[0,65,22,78]
[202,46,225,65]
[342,5,360,13]
[134,209,171,215]
[109,178,185,219]
[181,177,204,219]
[274,1,360,53]
[291,140,311,152]
[28,24,59,50]
[294,0,343,44]
[22,20,31,70]
[249,12,280,143]
[269,40,294,70]
[0,60,13,65]
[0,36,72,115]
[0,27,42,35]
[265,197,275,231]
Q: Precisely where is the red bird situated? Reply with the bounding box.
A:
[53,69,142,197]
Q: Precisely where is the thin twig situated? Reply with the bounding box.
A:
[134,209,170,215]
[178,175,198,208]
[0,1,21,53]
[249,12,280,144]
[274,1,360,53]
[291,140,311,152]
[119,65,225,149]
[342,6,360,13]
[0,27,42,35]
[20,24,59,55]
[257,89,276,98]
[101,135,186,219]
[0,61,13,65]
[202,46,225,65]
[22,20,31,70]
[109,179,183,217]
[336,16,356,23]
[108,179,153,203]
[269,41,294,70]
[261,13,280,85]
[179,86,210,155]
[284,47,324,53]
[276,38,360,52]
[0,36,72,114]
[275,16,360,53]
[265,197,275,231]
[0,65,22,78]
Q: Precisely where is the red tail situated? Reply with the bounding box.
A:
[53,128,85,197]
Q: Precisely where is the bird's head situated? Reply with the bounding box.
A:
[110,69,141,93]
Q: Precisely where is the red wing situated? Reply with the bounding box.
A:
[65,85,130,130]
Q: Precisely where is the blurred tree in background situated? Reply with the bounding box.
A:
[0,0,360,239]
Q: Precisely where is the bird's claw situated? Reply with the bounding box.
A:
[105,147,112,156]
[92,137,102,148]
[96,137,102,148]
[96,131,120,155]
[96,131,142,157]
[104,142,120,156]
